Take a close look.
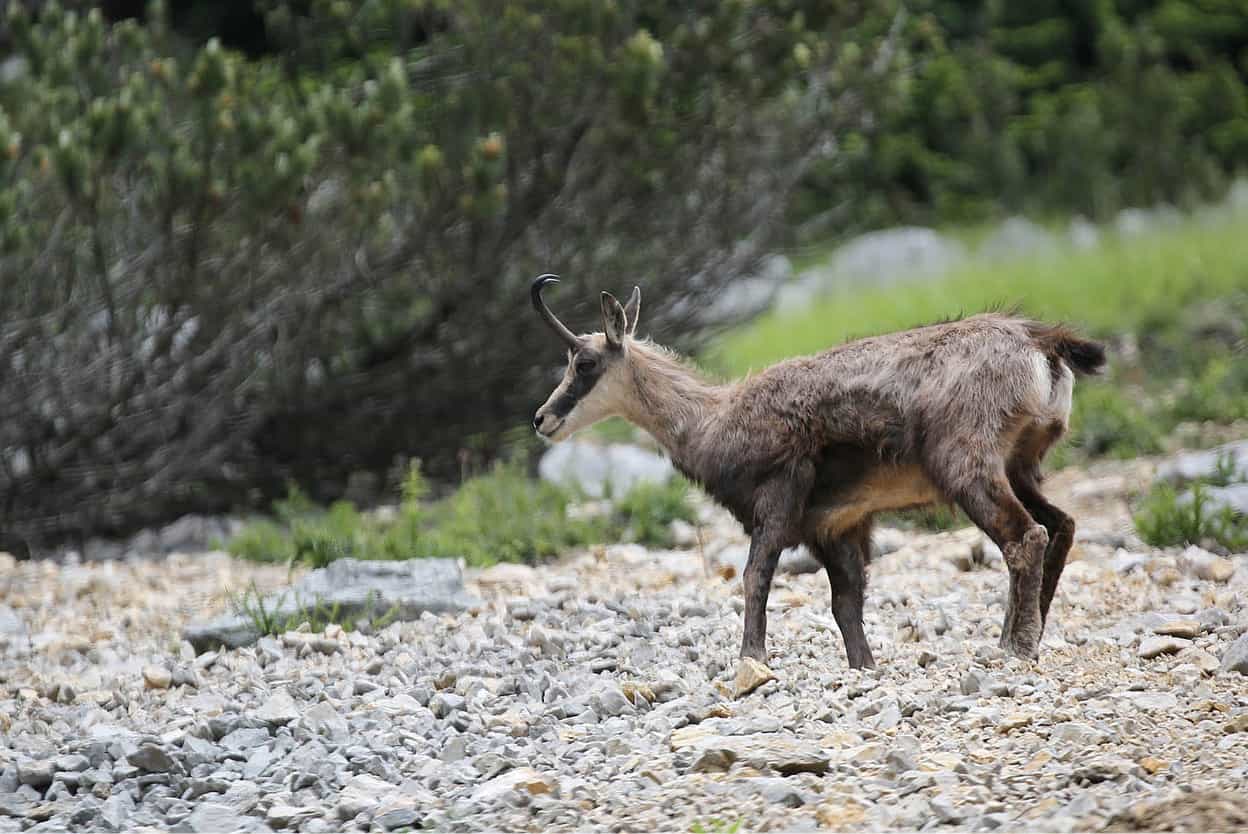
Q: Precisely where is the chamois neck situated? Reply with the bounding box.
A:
[621,341,723,464]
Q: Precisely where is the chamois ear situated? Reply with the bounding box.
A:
[601,292,628,348]
[622,286,641,336]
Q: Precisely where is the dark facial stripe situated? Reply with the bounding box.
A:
[552,364,604,418]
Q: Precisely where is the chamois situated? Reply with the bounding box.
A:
[530,275,1105,667]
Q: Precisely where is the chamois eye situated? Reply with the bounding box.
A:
[575,358,596,375]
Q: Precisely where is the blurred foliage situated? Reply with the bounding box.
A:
[229,460,698,567]
[0,0,900,550]
[610,476,697,547]
[794,0,1248,232]
[1135,481,1248,552]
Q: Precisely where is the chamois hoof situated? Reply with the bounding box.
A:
[1002,635,1041,662]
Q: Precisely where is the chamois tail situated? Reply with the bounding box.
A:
[1026,322,1107,376]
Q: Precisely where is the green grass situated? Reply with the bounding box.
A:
[229,460,699,568]
[712,212,1248,467]
[690,819,742,834]
[715,212,1248,374]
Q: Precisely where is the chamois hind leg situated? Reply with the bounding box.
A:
[944,466,1048,660]
[809,522,875,670]
[1007,423,1075,632]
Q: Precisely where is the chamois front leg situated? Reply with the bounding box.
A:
[739,471,812,663]
[740,533,782,662]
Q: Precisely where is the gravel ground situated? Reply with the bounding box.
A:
[2,454,1248,833]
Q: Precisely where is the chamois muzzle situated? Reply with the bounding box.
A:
[531,274,579,350]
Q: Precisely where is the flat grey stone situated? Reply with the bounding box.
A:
[171,802,255,833]
[538,442,674,498]
[0,605,27,646]
[1155,441,1248,485]
[302,702,348,741]
[1221,634,1248,677]
[1139,636,1190,659]
[778,546,822,575]
[16,760,53,788]
[979,217,1056,259]
[127,743,176,773]
[51,755,88,774]
[253,691,300,726]
[1201,484,1248,516]
[219,727,270,752]
[375,805,422,830]
[745,777,806,807]
[99,793,134,832]
[183,558,480,652]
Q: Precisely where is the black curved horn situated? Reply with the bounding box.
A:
[531,274,578,349]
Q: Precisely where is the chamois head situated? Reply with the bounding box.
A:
[531,274,641,441]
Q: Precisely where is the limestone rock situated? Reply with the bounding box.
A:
[253,690,300,726]
[1220,634,1248,677]
[1139,636,1189,659]
[538,442,673,499]
[1152,619,1201,639]
[733,658,777,698]
[142,665,172,689]
[471,767,557,804]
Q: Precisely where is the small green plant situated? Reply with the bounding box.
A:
[1209,452,1247,488]
[290,501,375,569]
[613,477,698,546]
[1134,482,1248,551]
[226,582,292,636]
[1168,357,1248,425]
[226,583,402,637]
[228,519,292,564]
[690,819,743,834]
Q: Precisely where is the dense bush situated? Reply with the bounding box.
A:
[0,0,898,551]
[796,0,1248,232]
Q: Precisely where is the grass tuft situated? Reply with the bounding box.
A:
[690,819,742,834]
[226,581,401,637]
[1134,479,1248,552]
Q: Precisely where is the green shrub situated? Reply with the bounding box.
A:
[612,477,698,547]
[226,519,290,564]
[229,461,700,568]
[1063,385,1165,461]
[795,0,1248,230]
[411,462,608,567]
[1168,357,1248,425]
[1134,482,1248,551]
[1,0,895,551]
